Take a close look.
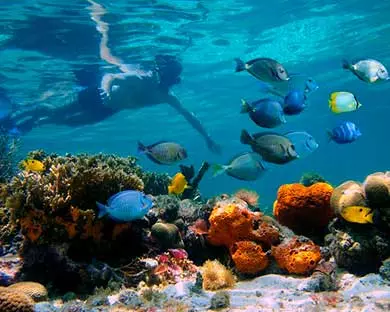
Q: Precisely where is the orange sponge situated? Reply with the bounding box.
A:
[208,201,255,248]
[273,182,334,234]
[271,237,321,275]
[230,241,269,274]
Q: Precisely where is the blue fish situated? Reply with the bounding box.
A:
[328,121,361,144]
[96,190,153,222]
[285,131,319,158]
[283,90,306,115]
[241,98,286,128]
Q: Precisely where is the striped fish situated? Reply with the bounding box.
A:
[328,121,361,144]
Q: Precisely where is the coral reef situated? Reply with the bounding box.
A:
[150,222,184,249]
[233,189,259,210]
[0,288,34,312]
[272,237,322,275]
[299,172,328,187]
[201,259,236,291]
[0,254,23,286]
[7,281,48,302]
[230,241,269,274]
[273,182,334,235]
[326,171,390,275]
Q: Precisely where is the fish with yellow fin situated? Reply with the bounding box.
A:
[168,172,191,195]
[329,92,362,114]
[340,206,374,224]
[22,159,45,172]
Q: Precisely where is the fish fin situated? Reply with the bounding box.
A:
[365,211,374,224]
[96,202,108,218]
[137,141,147,154]
[234,58,246,72]
[185,184,192,189]
[240,130,253,145]
[168,185,174,194]
[326,130,333,143]
[212,164,227,177]
[240,99,252,114]
[341,59,351,70]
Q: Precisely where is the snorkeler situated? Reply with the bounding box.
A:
[4,2,221,153]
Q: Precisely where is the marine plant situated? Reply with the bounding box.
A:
[299,172,328,187]
[201,259,236,291]
[0,128,20,183]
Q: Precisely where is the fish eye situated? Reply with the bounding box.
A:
[291,144,296,150]
[359,208,363,212]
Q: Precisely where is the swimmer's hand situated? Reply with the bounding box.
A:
[206,137,222,154]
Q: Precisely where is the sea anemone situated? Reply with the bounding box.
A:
[201,260,236,291]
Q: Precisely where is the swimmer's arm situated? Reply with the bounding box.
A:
[166,94,221,154]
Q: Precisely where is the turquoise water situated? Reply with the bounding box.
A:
[1,0,390,209]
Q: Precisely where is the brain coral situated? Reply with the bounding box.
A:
[273,182,334,234]
[272,237,321,275]
[7,281,48,302]
[230,241,269,274]
[0,288,34,312]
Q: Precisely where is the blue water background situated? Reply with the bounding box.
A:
[1,0,389,212]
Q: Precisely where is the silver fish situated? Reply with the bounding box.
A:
[212,152,267,181]
[240,130,298,164]
[138,141,187,165]
[342,59,389,83]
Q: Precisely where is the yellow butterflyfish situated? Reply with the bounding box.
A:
[329,92,362,114]
[340,206,373,224]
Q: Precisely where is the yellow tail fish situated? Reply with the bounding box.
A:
[168,173,191,195]
[22,159,45,172]
[340,206,373,224]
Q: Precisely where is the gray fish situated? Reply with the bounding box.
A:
[240,130,298,164]
[342,59,389,83]
[138,141,187,165]
[235,57,290,82]
[212,152,267,181]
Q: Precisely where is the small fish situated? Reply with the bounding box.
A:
[340,206,373,224]
[241,98,286,128]
[96,190,153,222]
[329,92,362,114]
[342,59,389,83]
[328,121,361,144]
[138,141,187,165]
[240,130,298,164]
[22,159,45,172]
[284,131,319,158]
[283,90,306,115]
[168,172,191,195]
[304,77,319,96]
[212,152,267,181]
[235,57,290,82]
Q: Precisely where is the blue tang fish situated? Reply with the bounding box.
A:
[96,190,153,222]
[241,98,286,128]
[328,121,361,144]
[283,90,306,115]
[285,131,319,158]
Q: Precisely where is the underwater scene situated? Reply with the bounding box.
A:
[1,0,390,311]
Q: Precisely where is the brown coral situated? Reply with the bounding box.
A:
[7,282,48,302]
[273,182,334,234]
[230,241,269,274]
[0,288,34,312]
[201,260,236,291]
[272,237,322,275]
[233,189,259,208]
[252,221,280,249]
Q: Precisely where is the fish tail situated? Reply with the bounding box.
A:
[341,59,351,70]
[366,211,374,224]
[240,99,251,114]
[96,202,108,218]
[326,130,333,143]
[211,164,227,177]
[137,141,147,154]
[234,58,245,72]
[240,129,253,145]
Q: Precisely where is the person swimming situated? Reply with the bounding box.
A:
[3,2,221,153]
